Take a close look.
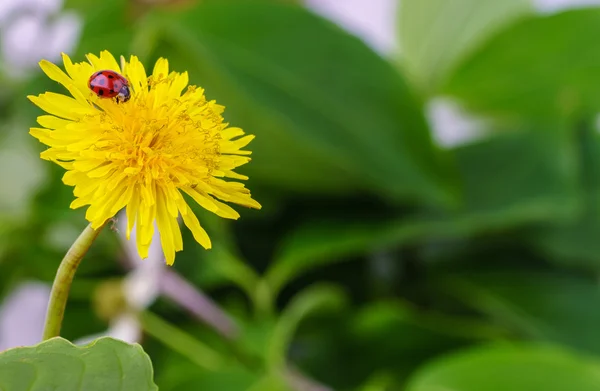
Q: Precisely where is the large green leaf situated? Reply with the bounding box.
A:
[454,126,578,214]
[441,272,600,356]
[0,337,157,390]
[265,127,579,294]
[451,126,578,216]
[146,2,455,205]
[406,344,600,391]
[525,124,600,269]
[399,0,532,93]
[444,8,600,118]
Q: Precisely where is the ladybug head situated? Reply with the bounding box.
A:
[116,85,131,103]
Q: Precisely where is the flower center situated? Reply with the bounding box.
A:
[101,87,223,188]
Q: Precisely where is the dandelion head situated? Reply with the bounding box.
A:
[29,51,261,265]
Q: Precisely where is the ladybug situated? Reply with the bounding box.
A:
[88,70,131,103]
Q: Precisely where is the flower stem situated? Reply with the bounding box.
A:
[42,222,105,340]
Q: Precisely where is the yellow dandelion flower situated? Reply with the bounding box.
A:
[28,51,261,265]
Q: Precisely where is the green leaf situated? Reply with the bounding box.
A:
[444,8,600,118]
[157,359,258,391]
[163,371,259,391]
[139,311,226,371]
[292,300,507,389]
[406,344,600,391]
[357,374,394,391]
[441,272,600,356]
[265,127,579,294]
[147,319,261,390]
[450,126,578,217]
[399,0,532,93]
[247,374,292,391]
[529,213,600,268]
[333,302,510,387]
[525,124,600,269]
[267,284,346,370]
[352,302,507,347]
[177,236,260,296]
[173,206,261,301]
[265,220,391,295]
[0,337,158,391]
[148,2,456,205]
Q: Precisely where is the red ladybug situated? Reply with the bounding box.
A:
[88,70,131,103]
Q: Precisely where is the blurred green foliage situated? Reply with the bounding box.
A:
[4,0,600,390]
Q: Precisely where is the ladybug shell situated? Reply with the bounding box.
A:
[88,70,129,99]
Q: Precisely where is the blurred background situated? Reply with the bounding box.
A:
[3,0,600,390]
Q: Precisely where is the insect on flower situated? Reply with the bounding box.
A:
[88,70,131,103]
[28,51,261,265]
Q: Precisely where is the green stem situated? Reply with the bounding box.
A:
[42,222,105,340]
[254,278,275,318]
[139,311,225,370]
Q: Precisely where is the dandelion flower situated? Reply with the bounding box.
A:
[29,51,261,265]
